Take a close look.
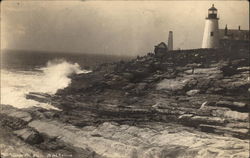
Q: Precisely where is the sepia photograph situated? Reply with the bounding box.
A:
[0,0,249,157]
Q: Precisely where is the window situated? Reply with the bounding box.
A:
[208,10,217,14]
[210,32,214,36]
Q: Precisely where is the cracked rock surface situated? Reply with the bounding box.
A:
[1,49,249,157]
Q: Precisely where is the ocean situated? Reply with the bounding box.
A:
[1,50,128,110]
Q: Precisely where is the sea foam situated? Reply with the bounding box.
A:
[36,59,89,94]
[1,59,89,109]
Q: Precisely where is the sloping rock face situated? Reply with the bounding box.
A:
[14,48,250,157]
[1,106,248,158]
[0,126,46,158]
[28,121,249,158]
[0,105,104,158]
[47,49,249,138]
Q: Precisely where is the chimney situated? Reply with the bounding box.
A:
[168,31,173,51]
[238,25,241,31]
[225,24,228,36]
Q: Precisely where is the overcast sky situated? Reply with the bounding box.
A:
[1,1,249,56]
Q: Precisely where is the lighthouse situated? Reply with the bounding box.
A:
[202,4,219,48]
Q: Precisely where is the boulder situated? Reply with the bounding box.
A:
[237,66,250,72]
[226,122,249,129]
[186,89,200,96]
[232,102,247,108]
[223,111,249,121]
[157,78,190,91]
[178,114,193,121]
[190,116,225,125]
[199,124,249,139]
[216,101,247,110]
[185,67,221,75]
[26,92,51,103]
[0,114,27,130]
[14,128,44,145]
[0,106,32,122]
[8,111,32,122]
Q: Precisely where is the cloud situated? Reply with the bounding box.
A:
[1,1,249,56]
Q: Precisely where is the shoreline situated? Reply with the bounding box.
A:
[1,48,249,157]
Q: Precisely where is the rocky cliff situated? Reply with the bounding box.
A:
[1,48,249,158]
[52,48,250,139]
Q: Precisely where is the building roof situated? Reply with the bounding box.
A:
[219,28,249,41]
[155,42,167,49]
[209,4,217,11]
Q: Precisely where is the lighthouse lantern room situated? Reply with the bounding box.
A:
[202,4,220,48]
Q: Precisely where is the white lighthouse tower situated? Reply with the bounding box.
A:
[202,4,219,48]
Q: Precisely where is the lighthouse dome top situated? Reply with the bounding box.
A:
[209,4,217,11]
[206,4,219,19]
